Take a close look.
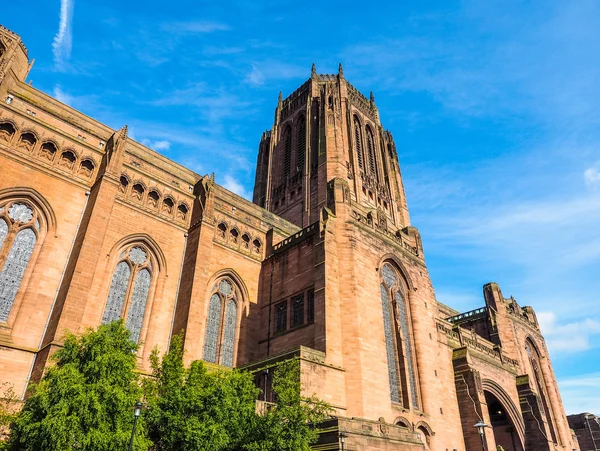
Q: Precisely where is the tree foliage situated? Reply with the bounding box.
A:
[8,321,151,451]
[6,324,331,451]
[144,335,331,451]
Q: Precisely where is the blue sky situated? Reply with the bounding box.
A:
[3,0,600,414]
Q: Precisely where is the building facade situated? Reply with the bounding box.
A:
[0,25,580,450]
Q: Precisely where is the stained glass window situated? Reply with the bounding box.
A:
[0,228,37,322]
[8,204,33,223]
[102,245,154,344]
[203,277,241,367]
[221,299,237,367]
[291,294,304,327]
[126,269,151,343]
[0,219,7,250]
[396,291,418,409]
[379,263,420,409]
[381,284,400,403]
[102,262,131,324]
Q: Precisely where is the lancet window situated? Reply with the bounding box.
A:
[283,126,292,179]
[102,245,154,343]
[297,116,306,174]
[353,116,364,170]
[203,277,241,367]
[366,126,377,179]
[380,262,419,409]
[0,201,42,322]
[525,339,558,443]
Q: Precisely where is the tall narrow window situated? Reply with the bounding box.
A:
[307,288,315,322]
[526,340,558,443]
[0,202,41,323]
[291,293,305,327]
[366,127,377,179]
[283,126,292,179]
[380,263,419,409]
[297,116,306,174]
[202,277,241,367]
[275,301,287,332]
[353,116,364,170]
[102,246,153,343]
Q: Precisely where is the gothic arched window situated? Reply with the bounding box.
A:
[380,263,419,409]
[297,116,306,174]
[203,276,240,367]
[283,126,292,179]
[102,245,154,343]
[525,339,558,443]
[365,126,377,179]
[0,202,41,322]
[353,116,364,171]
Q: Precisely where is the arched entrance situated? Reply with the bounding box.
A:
[484,391,524,451]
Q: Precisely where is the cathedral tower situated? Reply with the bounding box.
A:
[253,64,410,229]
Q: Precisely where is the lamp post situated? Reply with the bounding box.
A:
[128,402,143,451]
[584,414,598,451]
[474,421,489,451]
[339,431,348,451]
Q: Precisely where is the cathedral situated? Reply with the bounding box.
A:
[0,25,581,450]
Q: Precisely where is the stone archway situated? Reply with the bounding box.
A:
[484,391,524,451]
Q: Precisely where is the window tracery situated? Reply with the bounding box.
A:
[380,262,419,408]
[203,276,241,367]
[101,245,153,343]
[0,201,42,322]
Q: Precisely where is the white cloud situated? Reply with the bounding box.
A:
[52,0,75,68]
[140,139,171,152]
[53,85,73,106]
[222,174,252,200]
[558,373,600,414]
[537,311,600,353]
[585,164,600,189]
[245,64,265,86]
[161,21,230,34]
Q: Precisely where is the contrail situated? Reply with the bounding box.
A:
[52,0,75,67]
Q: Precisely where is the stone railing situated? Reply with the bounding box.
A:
[436,319,519,368]
[271,222,319,255]
[446,306,488,324]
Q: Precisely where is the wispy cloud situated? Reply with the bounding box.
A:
[585,163,600,189]
[558,372,600,414]
[243,61,306,87]
[222,174,252,200]
[538,311,600,353]
[140,139,171,151]
[161,21,230,34]
[52,0,75,69]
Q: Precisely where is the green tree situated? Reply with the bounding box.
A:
[245,358,331,451]
[144,334,259,451]
[8,320,151,451]
[0,383,19,449]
